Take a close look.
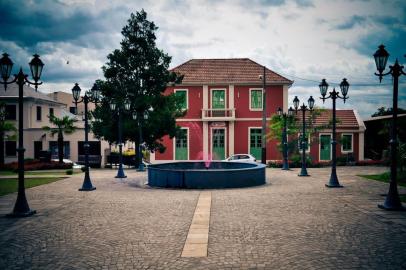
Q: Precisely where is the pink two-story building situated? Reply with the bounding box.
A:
[152,58,292,162]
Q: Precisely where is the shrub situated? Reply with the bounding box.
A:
[66,169,73,175]
[4,160,72,172]
[356,160,385,166]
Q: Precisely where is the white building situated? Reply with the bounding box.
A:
[0,84,109,166]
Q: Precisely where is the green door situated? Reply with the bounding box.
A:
[320,135,331,161]
[175,129,188,160]
[212,129,225,160]
[212,90,225,117]
[250,128,262,160]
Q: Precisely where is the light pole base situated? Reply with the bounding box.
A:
[378,194,405,211]
[325,183,343,188]
[79,187,96,191]
[282,168,291,171]
[326,171,342,188]
[378,204,405,211]
[115,165,127,178]
[7,209,36,218]
[298,167,309,176]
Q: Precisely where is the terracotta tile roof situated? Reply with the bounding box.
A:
[296,109,361,129]
[171,58,293,85]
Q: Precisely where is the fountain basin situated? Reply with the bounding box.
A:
[148,161,266,189]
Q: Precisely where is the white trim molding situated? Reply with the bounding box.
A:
[210,127,227,160]
[359,132,365,160]
[210,88,227,109]
[203,85,208,109]
[248,127,262,157]
[229,122,234,156]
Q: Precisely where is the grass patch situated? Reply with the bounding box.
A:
[0,177,66,196]
[358,171,406,187]
[400,195,406,203]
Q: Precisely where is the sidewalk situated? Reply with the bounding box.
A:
[0,166,405,270]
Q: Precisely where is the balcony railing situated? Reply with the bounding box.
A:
[202,108,235,121]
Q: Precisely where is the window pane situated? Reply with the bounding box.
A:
[36,106,42,121]
[251,90,262,109]
[175,91,187,109]
[342,135,352,151]
[5,105,16,120]
[5,141,16,156]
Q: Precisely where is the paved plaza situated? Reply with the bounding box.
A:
[1,166,406,269]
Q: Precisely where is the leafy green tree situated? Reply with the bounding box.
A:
[269,107,332,158]
[42,115,78,163]
[0,105,17,166]
[92,10,184,156]
[372,107,406,117]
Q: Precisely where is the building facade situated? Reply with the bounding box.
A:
[0,85,109,165]
[153,58,293,162]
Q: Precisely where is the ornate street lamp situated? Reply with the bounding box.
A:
[319,78,349,188]
[277,106,294,170]
[293,96,314,177]
[0,103,5,167]
[132,108,151,172]
[373,44,405,211]
[71,82,100,191]
[0,53,44,217]
[110,99,130,178]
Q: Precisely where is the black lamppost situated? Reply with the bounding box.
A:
[72,83,100,191]
[0,53,44,217]
[293,96,315,177]
[319,78,349,188]
[132,110,149,172]
[373,44,405,211]
[277,107,294,170]
[110,99,131,178]
[0,103,5,167]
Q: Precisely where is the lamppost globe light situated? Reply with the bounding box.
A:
[277,107,283,116]
[132,111,137,120]
[124,99,131,111]
[340,78,350,97]
[29,54,44,83]
[0,53,13,84]
[71,83,81,102]
[144,111,149,120]
[373,44,390,76]
[110,102,116,111]
[293,96,299,111]
[91,83,101,101]
[319,78,328,97]
[288,107,294,116]
[308,96,315,110]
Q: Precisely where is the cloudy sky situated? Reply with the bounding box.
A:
[1,0,405,118]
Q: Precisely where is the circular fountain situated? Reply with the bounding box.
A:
[148,161,266,189]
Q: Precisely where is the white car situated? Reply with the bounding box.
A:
[51,158,84,169]
[224,154,257,163]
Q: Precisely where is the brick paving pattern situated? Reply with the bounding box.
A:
[0,166,405,269]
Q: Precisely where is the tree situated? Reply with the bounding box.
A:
[42,115,78,163]
[0,105,17,167]
[372,106,406,117]
[268,108,332,158]
[92,10,184,156]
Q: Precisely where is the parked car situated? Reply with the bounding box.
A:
[223,154,256,163]
[51,158,84,169]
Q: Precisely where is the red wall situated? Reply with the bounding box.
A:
[165,86,203,119]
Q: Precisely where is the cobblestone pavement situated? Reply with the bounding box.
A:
[0,166,406,269]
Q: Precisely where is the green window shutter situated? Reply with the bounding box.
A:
[176,90,187,110]
[251,90,262,109]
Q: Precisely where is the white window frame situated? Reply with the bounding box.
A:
[210,88,227,109]
[319,133,332,161]
[298,133,311,153]
[341,133,353,153]
[174,89,189,110]
[249,88,263,111]
[173,127,190,160]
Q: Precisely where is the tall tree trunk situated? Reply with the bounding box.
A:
[58,130,64,163]
[0,131,4,168]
